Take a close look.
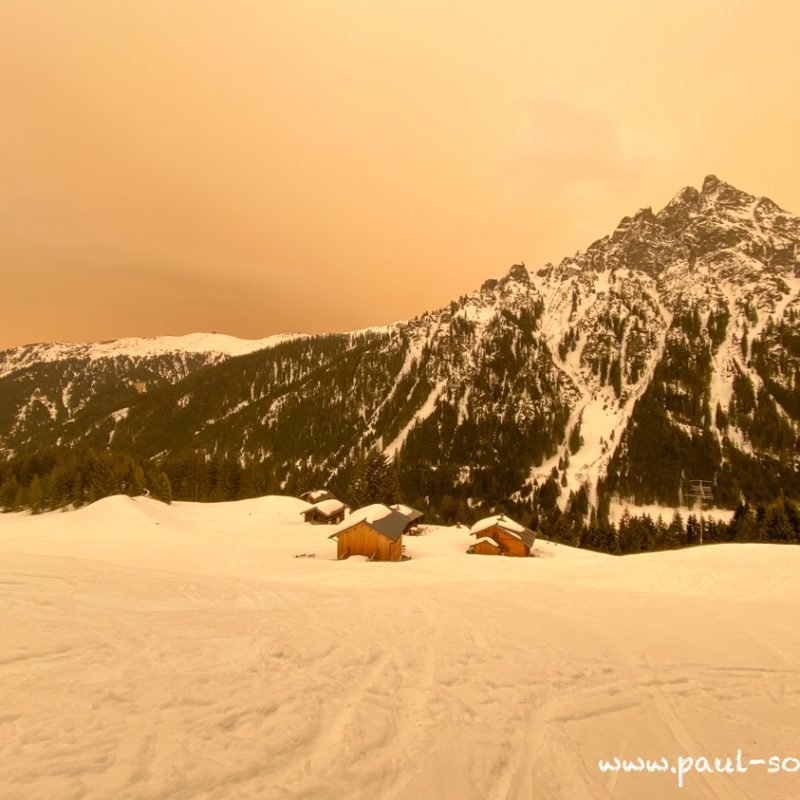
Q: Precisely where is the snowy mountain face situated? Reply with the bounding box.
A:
[0,332,303,380]
[2,176,800,513]
[0,334,303,455]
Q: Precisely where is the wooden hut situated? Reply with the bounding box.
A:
[468,536,502,555]
[468,514,536,557]
[301,498,346,525]
[329,504,408,561]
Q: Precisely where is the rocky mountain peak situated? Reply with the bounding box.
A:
[701,173,723,194]
[662,175,755,215]
[669,185,701,207]
[502,262,530,285]
[699,173,756,209]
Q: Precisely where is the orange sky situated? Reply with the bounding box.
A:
[2,0,798,348]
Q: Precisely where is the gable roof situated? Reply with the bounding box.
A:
[471,536,501,548]
[469,514,536,549]
[329,503,409,542]
[302,498,346,518]
[390,504,424,524]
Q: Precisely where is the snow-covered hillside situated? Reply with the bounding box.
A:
[0,331,305,379]
[1,496,799,799]
[0,332,310,457]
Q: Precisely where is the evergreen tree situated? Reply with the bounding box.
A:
[439,494,457,525]
[349,450,399,507]
[14,485,28,511]
[156,472,173,504]
[568,417,584,454]
[0,475,19,511]
[28,476,44,514]
[609,359,622,398]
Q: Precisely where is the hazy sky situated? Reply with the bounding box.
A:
[2,0,798,348]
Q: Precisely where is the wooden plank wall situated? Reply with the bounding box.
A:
[337,521,403,561]
[493,526,530,557]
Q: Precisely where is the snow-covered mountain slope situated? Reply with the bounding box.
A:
[0,332,308,456]
[0,331,305,379]
[2,175,800,515]
[518,175,800,505]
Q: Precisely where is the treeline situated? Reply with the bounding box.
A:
[0,448,299,513]
[417,476,800,553]
[561,498,800,555]
[0,448,173,513]
[3,447,800,555]
[444,496,800,555]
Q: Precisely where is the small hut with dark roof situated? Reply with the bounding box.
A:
[467,514,536,557]
[469,536,503,556]
[301,498,346,525]
[329,504,409,561]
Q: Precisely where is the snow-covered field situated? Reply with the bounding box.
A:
[2,496,799,799]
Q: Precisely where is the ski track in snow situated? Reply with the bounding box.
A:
[1,496,799,800]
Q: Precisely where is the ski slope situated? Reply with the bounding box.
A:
[1,496,799,799]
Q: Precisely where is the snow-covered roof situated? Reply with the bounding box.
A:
[470,514,525,535]
[469,514,536,548]
[390,504,424,523]
[345,504,394,525]
[329,504,409,542]
[307,499,345,517]
[299,489,336,503]
[472,536,500,547]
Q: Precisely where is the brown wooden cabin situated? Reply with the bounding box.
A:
[468,536,502,555]
[301,498,346,525]
[468,514,536,557]
[329,504,408,561]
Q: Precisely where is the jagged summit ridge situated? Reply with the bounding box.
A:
[545,175,800,289]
